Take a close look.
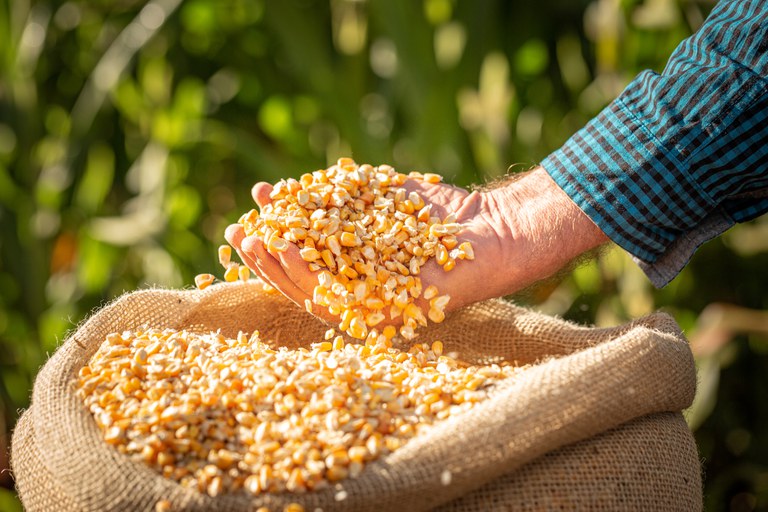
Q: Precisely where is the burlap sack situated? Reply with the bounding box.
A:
[11,281,701,511]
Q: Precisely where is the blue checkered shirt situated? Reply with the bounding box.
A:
[542,0,768,287]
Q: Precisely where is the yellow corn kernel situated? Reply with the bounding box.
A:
[382,325,397,340]
[365,311,385,327]
[268,237,289,252]
[348,316,368,339]
[296,190,310,206]
[326,234,341,256]
[339,309,355,331]
[442,236,458,250]
[365,297,385,309]
[320,249,336,270]
[339,231,359,247]
[194,274,215,290]
[428,307,446,323]
[459,241,474,260]
[430,295,451,311]
[218,245,232,267]
[155,500,172,512]
[299,247,321,262]
[223,265,239,282]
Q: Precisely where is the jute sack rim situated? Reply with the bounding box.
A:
[13,281,697,512]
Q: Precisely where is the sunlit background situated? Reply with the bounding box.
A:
[2,0,767,510]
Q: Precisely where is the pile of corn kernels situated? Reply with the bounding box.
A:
[196,158,474,341]
[77,328,516,498]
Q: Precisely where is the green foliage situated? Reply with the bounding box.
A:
[1,0,766,508]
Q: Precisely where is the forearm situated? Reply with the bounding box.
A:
[478,167,608,295]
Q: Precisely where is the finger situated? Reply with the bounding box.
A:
[251,182,274,209]
[228,223,335,323]
[273,244,323,297]
[248,237,339,323]
[224,224,277,287]
[243,236,309,304]
[224,224,262,274]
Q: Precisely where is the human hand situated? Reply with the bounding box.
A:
[225,166,608,327]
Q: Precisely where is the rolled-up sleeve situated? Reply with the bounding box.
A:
[541,0,768,287]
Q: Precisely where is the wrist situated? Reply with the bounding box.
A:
[482,166,608,293]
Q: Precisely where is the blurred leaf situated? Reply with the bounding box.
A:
[38,303,75,353]
[424,0,453,25]
[75,143,114,213]
[113,79,145,123]
[0,367,30,408]
[181,0,218,35]
[140,57,172,107]
[76,233,117,293]
[258,95,293,141]
[166,185,202,229]
[514,39,548,76]
[571,261,601,295]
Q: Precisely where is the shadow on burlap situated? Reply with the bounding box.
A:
[11,281,702,511]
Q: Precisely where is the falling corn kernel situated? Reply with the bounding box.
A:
[194,274,215,290]
[223,264,239,282]
[218,245,232,267]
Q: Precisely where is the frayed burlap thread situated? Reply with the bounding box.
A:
[12,281,701,511]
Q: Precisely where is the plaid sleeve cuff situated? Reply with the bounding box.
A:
[540,90,718,265]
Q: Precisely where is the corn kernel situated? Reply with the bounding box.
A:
[217,245,232,267]
[223,265,239,282]
[340,231,359,247]
[194,274,215,290]
[459,241,474,260]
[155,500,172,512]
[268,237,289,252]
[299,247,321,262]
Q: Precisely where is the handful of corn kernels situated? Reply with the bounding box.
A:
[197,158,474,341]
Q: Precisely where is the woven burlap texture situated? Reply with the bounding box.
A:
[12,280,701,511]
